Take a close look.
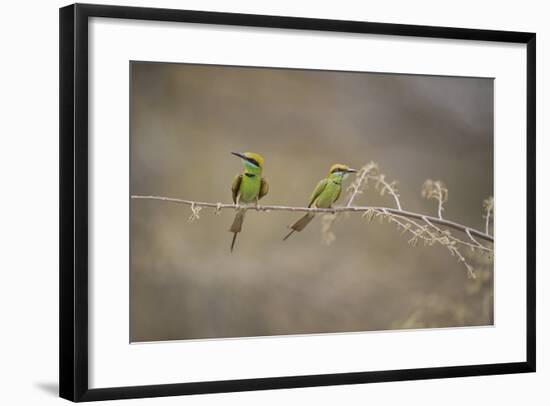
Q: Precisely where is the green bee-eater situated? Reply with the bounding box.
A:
[283,163,357,241]
[229,152,269,252]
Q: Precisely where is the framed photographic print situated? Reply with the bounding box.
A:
[59,3,536,402]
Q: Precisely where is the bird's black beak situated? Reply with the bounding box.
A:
[231,152,247,160]
[347,168,358,173]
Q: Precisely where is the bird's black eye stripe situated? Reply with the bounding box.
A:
[247,158,260,167]
[331,167,344,174]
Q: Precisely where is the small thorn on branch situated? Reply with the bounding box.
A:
[188,202,202,222]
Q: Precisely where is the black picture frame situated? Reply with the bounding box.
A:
[59,3,536,402]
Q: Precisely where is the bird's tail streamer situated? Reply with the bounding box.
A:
[229,209,246,252]
[283,213,315,241]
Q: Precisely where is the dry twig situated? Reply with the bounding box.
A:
[483,197,494,235]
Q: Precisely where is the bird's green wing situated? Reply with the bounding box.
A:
[259,177,269,200]
[231,174,243,204]
[308,178,328,208]
[334,184,342,203]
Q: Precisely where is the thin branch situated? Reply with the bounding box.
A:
[346,165,371,207]
[421,217,476,279]
[483,197,494,235]
[352,169,484,277]
[435,182,444,219]
[422,180,448,220]
[377,209,476,278]
[367,174,402,210]
[465,228,486,250]
[447,243,475,278]
[423,216,491,253]
[131,195,493,243]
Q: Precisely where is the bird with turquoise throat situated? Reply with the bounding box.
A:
[283,163,357,241]
[229,152,269,252]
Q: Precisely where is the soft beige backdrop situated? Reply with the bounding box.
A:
[130,62,493,342]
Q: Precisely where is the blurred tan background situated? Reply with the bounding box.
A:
[130,62,493,342]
